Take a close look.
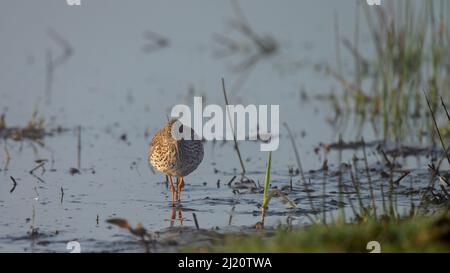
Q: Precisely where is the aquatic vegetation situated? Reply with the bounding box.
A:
[0,111,67,144]
[190,131,450,252]
[325,1,450,143]
[3,1,450,254]
[0,111,46,144]
[106,218,153,253]
[260,151,272,226]
[0,111,68,170]
[424,92,450,166]
[186,104,450,253]
[190,212,450,252]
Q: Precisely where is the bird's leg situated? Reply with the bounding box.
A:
[170,207,175,227]
[176,177,181,204]
[177,176,184,204]
[168,176,175,207]
[178,208,183,226]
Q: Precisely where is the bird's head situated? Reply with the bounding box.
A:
[166,118,197,141]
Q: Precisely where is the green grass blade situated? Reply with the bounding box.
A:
[262,151,272,210]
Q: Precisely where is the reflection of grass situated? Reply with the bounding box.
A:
[187,212,450,252]
[326,1,450,142]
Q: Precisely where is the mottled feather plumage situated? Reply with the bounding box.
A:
[149,119,204,177]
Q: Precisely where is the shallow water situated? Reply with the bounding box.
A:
[0,0,447,252]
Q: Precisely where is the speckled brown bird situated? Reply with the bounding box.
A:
[148,119,204,206]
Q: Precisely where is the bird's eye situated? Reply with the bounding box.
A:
[179,126,184,133]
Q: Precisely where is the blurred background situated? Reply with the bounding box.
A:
[0,0,449,252]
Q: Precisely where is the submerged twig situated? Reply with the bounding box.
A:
[60,186,64,204]
[29,162,45,175]
[9,176,17,193]
[228,206,235,225]
[227,175,237,186]
[192,213,200,230]
[394,171,411,185]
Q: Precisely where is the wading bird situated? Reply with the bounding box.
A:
[149,119,204,206]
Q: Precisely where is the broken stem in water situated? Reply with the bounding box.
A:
[193,213,200,230]
[221,78,246,174]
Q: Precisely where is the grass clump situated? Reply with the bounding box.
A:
[326,1,450,142]
[188,212,450,253]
